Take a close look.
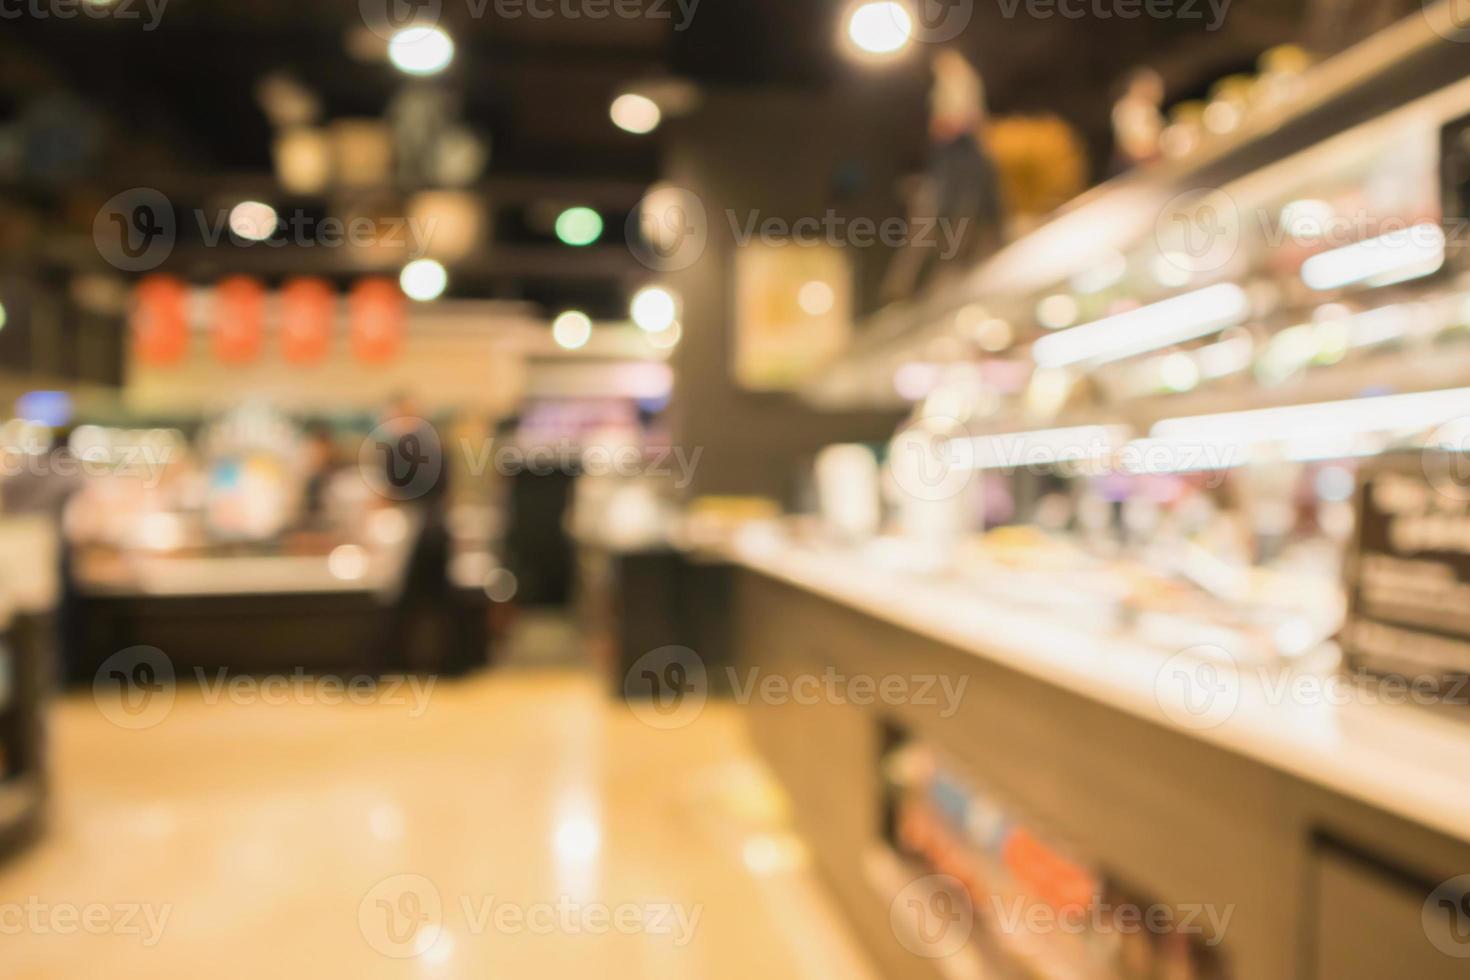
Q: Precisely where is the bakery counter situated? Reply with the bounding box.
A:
[726,528,1470,980]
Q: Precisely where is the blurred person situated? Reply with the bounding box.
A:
[1110,67,1166,173]
[374,393,454,672]
[881,48,1005,303]
[373,393,450,511]
[496,415,578,607]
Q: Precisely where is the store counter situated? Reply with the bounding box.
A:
[66,508,490,680]
[575,536,735,698]
[726,528,1470,980]
[0,516,59,859]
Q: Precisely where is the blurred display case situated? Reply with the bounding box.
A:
[807,8,1470,420]
[783,9,1470,694]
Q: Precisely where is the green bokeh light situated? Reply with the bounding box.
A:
[555,206,603,247]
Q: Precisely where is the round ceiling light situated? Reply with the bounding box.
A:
[552,310,593,350]
[846,2,913,57]
[610,93,662,135]
[399,259,448,302]
[630,286,677,332]
[388,27,455,76]
[228,201,278,242]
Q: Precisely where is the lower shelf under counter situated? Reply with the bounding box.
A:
[728,544,1470,980]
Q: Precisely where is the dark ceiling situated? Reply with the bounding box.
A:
[0,0,1387,321]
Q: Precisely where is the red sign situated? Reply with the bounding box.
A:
[280,277,335,364]
[349,277,404,363]
[132,275,190,365]
[213,275,265,364]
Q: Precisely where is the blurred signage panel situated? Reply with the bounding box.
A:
[280,277,335,365]
[732,241,851,391]
[132,275,189,365]
[212,276,265,364]
[1344,454,1470,696]
[349,277,404,363]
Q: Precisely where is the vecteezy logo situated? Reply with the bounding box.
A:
[358,874,444,958]
[906,0,973,43]
[1154,644,1240,730]
[890,874,974,959]
[623,645,708,730]
[1423,418,1470,502]
[381,434,428,487]
[1425,0,1470,43]
[93,646,176,730]
[1154,188,1240,277]
[359,0,442,40]
[887,416,974,503]
[93,188,176,273]
[358,418,444,501]
[626,184,708,272]
[1423,875,1470,957]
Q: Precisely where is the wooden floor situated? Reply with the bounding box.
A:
[0,632,878,979]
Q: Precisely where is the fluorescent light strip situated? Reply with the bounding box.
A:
[1341,304,1415,347]
[1149,387,1470,457]
[1122,434,1389,473]
[952,424,1132,472]
[1300,222,1445,291]
[1120,437,1247,474]
[1032,283,1250,369]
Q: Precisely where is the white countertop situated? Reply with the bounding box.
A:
[728,531,1470,847]
[79,552,403,599]
[73,509,425,601]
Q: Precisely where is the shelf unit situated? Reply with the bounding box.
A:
[804,5,1470,420]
